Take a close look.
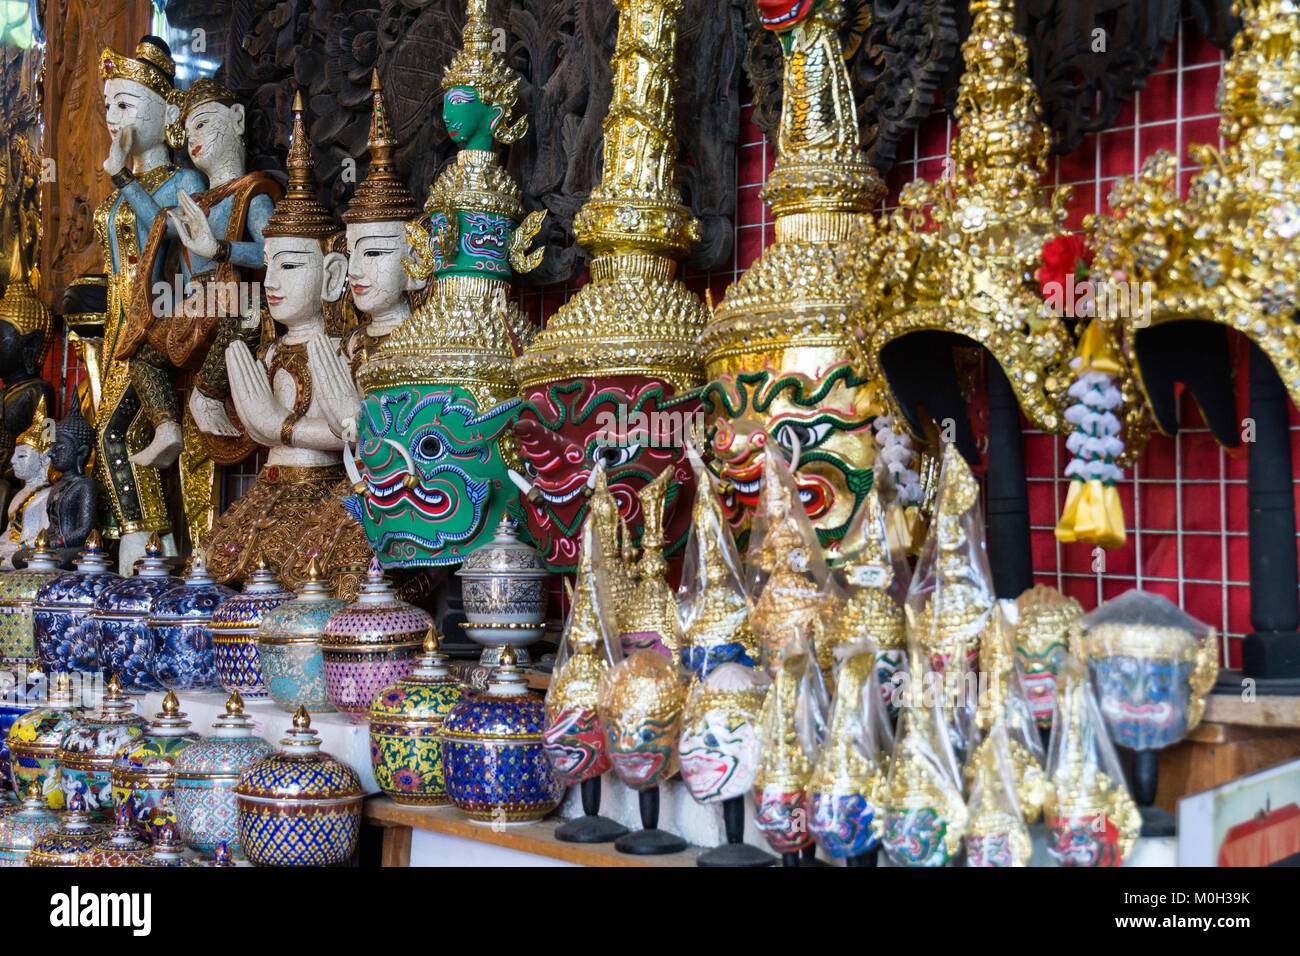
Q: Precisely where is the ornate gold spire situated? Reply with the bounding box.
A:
[513,0,707,392]
[342,71,421,225]
[0,240,54,366]
[753,644,817,791]
[442,0,526,143]
[15,394,54,455]
[618,467,680,654]
[263,91,337,241]
[702,0,879,371]
[590,466,634,628]
[809,651,886,798]
[679,467,756,662]
[869,0,1073,435]
[558,518,618,666]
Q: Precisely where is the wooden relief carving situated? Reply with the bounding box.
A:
[163,0,744,284]
[40,0,153,302]
[0,38,41,290]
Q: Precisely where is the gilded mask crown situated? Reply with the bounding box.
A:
[754,648,817,790]
[831,486,907,653]
[1015,583,1084,659]
[810,652,886,796]
[1095,0,1300,416]
[0,241,54,366]
[442,0,527,144]
[342,72,421,225]
[869,0,1074,435]
[681,468,755,654]
[513,0,707,392]
[263,92,338,242]
[551,521,618,709]
[15,395,55,455]
[600,650,687,722]
[882,704,967,854]
[548,635,609,714]
[702,0,877,369]
[620,468,681,652]
[101,36,179,103]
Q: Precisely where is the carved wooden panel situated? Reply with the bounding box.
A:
[0,38,41,293]
[164,0,744,284]
[40,0,153,302]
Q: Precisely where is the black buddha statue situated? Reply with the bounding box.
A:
[44,400,98,565]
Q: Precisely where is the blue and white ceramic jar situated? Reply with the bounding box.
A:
[109,691,199,839]
[6,671,83,808]
[33,531,120,680]
[173,691,273,856]
[93,535,181,694]
[442,646,563,822]
[0,532,65,663]
[149,554,233,692]
[0,783,59,865]
[209,559,294,699]
[256,560,344,713]
[58,675,147,816]
[236,708,364,866]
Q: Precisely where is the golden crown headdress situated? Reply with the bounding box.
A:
[342,71,421,225]
[1088,0,1300,428]
[263,91,338,242]
[868,0,1074,436]
[101,36,179,104]
[0,241,53,366]
[442,0,527,144]
[179,77,238,127]
[15,395,55,455]
[513,0,706,392]
[702,0,878,371]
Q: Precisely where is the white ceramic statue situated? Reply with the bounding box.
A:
[0,396,55,568]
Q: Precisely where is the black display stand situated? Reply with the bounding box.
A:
[614,787,686,855]
[554,777,628,844]
[985,360,1034,600]
[1242,344,1300,693]
[696,796,775,867]
[845,847,878,867]
[1130,748,1176,837]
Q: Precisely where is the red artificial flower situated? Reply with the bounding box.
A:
[1036,233,1093,298]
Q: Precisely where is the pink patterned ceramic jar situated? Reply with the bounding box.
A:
[320,560,431,723]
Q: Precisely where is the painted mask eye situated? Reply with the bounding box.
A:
[773,420,834,454]
[416,433,445,461]
[703,732,719,748]
[592,443,639,471]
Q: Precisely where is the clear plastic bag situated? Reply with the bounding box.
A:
[821,476,911,719]
[678,663,770,804]
[1013,584,1084,732]
[1073,589,1219,751]
[878,651,968,867]
[752,625,829,855]
[677,446,757,678]
[904,443,995,763]
[964,719,1032,867]
[543,517,624,786]
[596,649,689,791]
[745,451,841,677]
[1044,656,1141,867]
[617,467,685,660]
[808,643,891,859]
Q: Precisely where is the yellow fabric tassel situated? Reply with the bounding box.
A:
[1056,478,1126,549]
[1076,319,1122,376]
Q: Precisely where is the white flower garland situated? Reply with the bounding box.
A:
[872,414,925,505]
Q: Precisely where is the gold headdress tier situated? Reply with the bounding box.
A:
[702,0,877,374]
[1088,0,1300,418]
[442,0,527,144]
[101,37,179,103]
[600,650,687,721]
[263,91,338,241]
[618,467,680,653]
[15,395,55,455]
[342,71,421,225]
[867,0,1074,435]
[179,77,238,126]
[513,0,706,392]
[0,241,54,366]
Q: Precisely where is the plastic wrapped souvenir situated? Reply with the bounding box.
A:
[677,448,757,677]
[617,467,684,660]
[1074,590,1219,751]
[965,721,1032,867]
[878,654,968,867]
[752,628,828,862]
[746,452,839,676]
[679,663,769,805]
[824,478,911,718]
[1044,658,1141,867]
[1014,584,1084,731]
[808,646,891,862]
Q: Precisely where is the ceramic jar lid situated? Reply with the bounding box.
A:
[0,530,64,604]
[442,647,547,742]
[322,559,432,649]
[258,559,349,646]
[149,553,234,623]
[173,692,273,780]
[369,632,463,725]
[34,531,120,610]
[78,802,149,865]
[236,708,364,802]
[58,675,147,768]
[26,792,106,865]
[93,536,182,617]
[137,821,192,866]
[112,691,198,775]
[8,670,83,752]
[210,558,295,635]
[457,519,549,580]
[0,784,59,859]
